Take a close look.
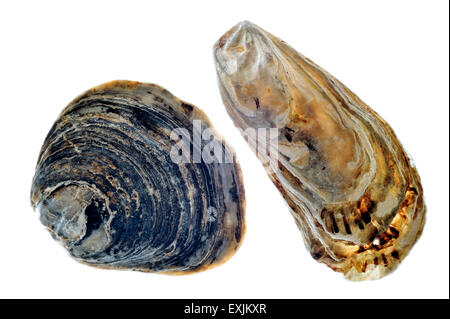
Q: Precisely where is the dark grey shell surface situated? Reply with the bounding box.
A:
[30,80,246,274]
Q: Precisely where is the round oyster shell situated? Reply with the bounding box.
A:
[214,21,426,280]
[30,80,246,274]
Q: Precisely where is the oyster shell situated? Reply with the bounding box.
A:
[30,80,245,274]
[214,21,426,280]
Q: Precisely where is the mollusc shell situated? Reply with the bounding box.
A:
[31,80,246,274]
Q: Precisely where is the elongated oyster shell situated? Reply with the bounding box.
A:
[30,80,245,274]
[214,21,426,280]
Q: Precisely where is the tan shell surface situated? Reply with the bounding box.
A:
[214,21,426,280]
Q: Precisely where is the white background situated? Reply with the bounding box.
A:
[0,0,448,299]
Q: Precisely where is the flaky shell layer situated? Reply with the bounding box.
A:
[214,21,425,280]
[31,80,246,274]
